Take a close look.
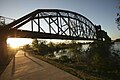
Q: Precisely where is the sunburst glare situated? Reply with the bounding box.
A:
[7,38,32,48]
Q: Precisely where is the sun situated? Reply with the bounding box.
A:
[9,43,19,48]
[7,38,32,48]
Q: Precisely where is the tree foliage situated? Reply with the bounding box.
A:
[32,39,39,52]
[38,40,48,55]
[86,41,120,73]
[116,5,120,30]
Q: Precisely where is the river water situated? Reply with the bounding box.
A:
[112,42,120,51]
[53,44,90,59]
[53,42,120,59]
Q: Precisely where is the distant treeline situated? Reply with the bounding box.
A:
[114,38,120,42]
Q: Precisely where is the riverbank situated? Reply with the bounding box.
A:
[22,40,120,80]
[31,54,105,80]
[31,53,120,80]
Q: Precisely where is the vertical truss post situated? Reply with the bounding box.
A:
[76,19,78,36]
[75,20,78,36]
[31,20,33,31]
[68,14,71,36]
[49,17,51,34]
[60,17,62,35]
[38,13,40,32]
[57,13,59,35]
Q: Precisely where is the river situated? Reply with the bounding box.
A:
[112,42,120,50]
[53,42,120,59]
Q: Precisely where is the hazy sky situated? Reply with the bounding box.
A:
[0,0,120,40]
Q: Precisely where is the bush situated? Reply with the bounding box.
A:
[86,41,112,69]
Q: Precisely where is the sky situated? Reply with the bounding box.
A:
[0,0,120,40]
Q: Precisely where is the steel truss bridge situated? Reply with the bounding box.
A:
[0,9,111,63]
[0,9,110,40]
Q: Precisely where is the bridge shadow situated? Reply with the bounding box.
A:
[11,55,15,80]
[24,53,43,67]
[11,52,43,79]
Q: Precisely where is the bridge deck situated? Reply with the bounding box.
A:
[9,30,96,40]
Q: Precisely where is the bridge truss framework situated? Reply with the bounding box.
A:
[0,9,111,64]
[6,9,98,40]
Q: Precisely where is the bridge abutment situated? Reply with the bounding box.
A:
[0,29,8,65]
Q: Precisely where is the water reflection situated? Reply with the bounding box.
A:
[54,49,74,59]
[53,44,89,59]
[82,44,89,51]
[111,42,120,57]
[112,42,120,50]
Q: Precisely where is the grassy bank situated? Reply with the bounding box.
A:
[22,40,120,80]
[31,54,106,80]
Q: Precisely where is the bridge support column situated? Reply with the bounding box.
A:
[0,34,8,65]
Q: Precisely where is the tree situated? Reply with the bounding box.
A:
[86,41,112,70]
[32,39,39,53]
[116,5,120,30]
[22,44,32,52]
[38,40,48,55]
[116,13,120,30]
[48,42,55,53]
